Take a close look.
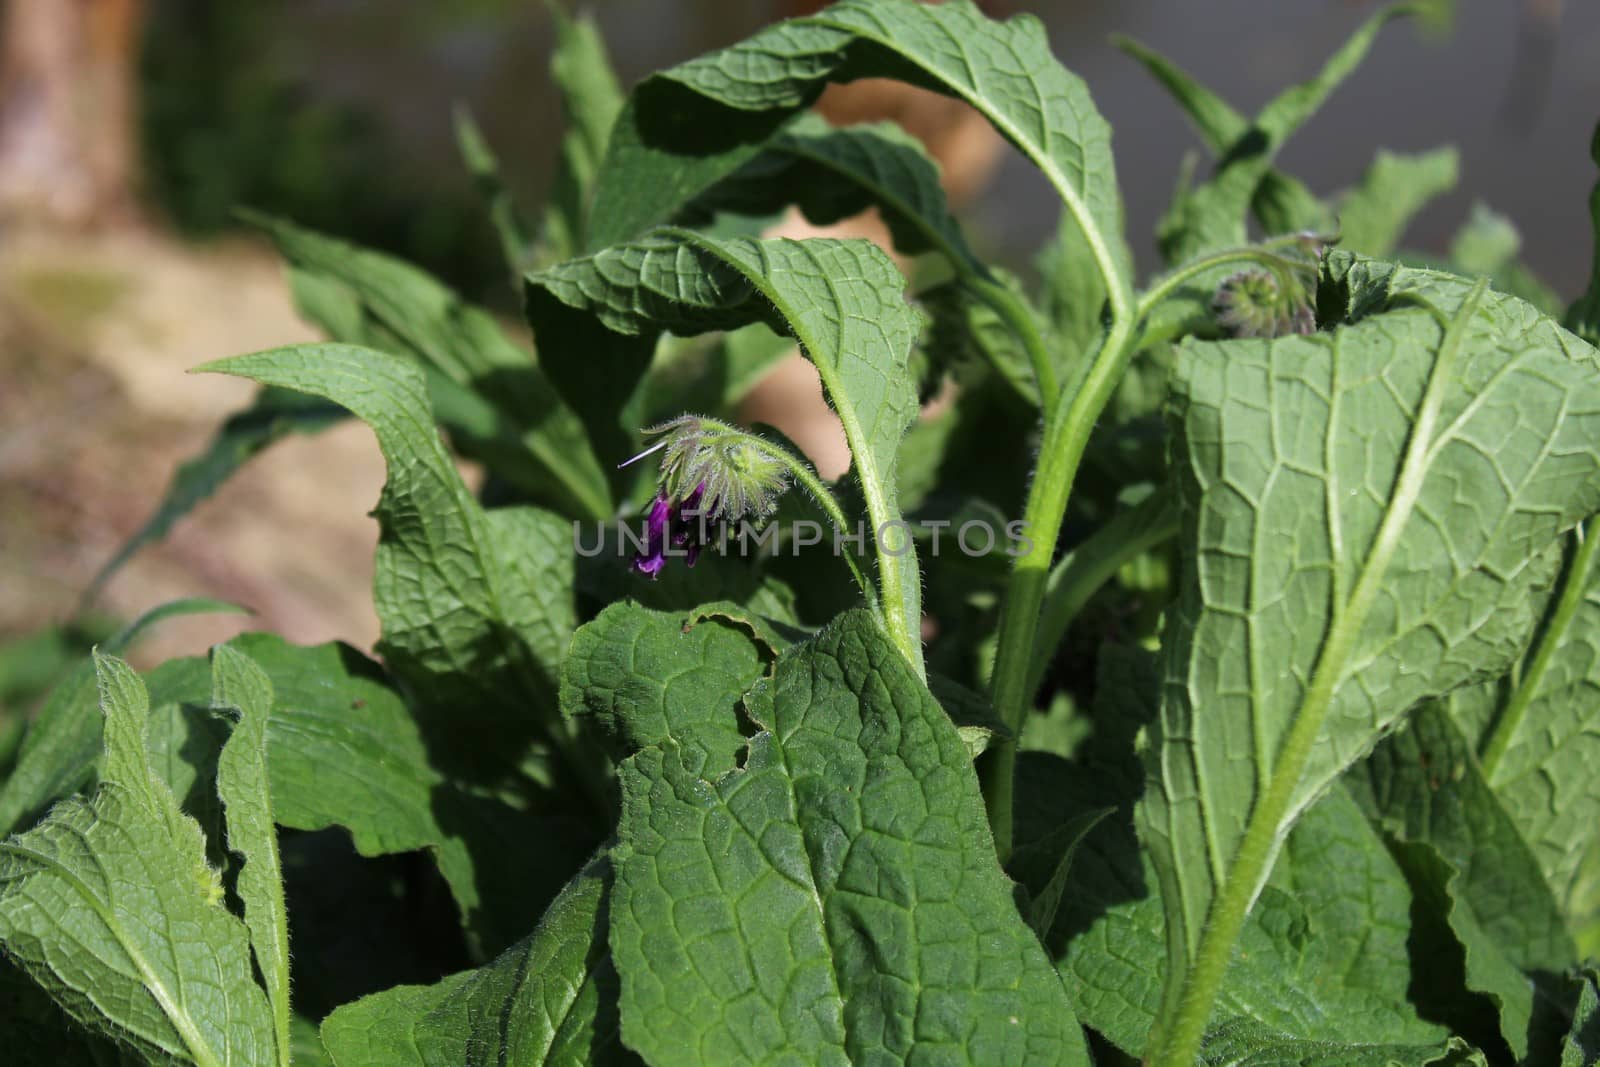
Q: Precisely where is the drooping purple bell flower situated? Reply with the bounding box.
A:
[631,494,673,578]
[631,482,719,579]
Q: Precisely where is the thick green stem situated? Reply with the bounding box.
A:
[981,314,1136,862]
[1481,518,1599,780]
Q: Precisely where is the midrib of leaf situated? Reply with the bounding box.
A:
[807,6,1133,321]
[1149,278,1490,1067]
[670,227,923,672]
[0,834,226,1067]
[766,728,850,1041]
[1479,519,1600,781]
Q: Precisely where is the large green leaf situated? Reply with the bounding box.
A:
[0,654,276,1067]
[320,860,631,1067]
[259,215,612,519]
[527,230,926,668]
[1352,702,1577,1059]
[561,602,770,779]
[592,0,1131,303]
[201,345,578,755]
[609,609,1089,1065]
[210,342,605,945]
[211,645,292,1067]
[0,598,246,836]
[1139,257,1600,1056]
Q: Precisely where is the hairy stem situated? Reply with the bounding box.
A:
[980,313,1136,862]
[733,426,880,613]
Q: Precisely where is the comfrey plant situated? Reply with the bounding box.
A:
[6,1,1600,1064]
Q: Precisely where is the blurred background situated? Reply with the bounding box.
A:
[2,0,1597,708]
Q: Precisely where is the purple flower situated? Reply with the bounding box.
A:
[631,494,673,578]
[632,482,719,579]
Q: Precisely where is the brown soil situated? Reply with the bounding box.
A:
[0,227,385,667]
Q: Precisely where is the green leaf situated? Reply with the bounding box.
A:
[454,106,537,277]
[600,0,1132,304]
[562,602,768,779]
[1140,258,1600,1058]
[527,230,925,668]
[1151,4,1429,262]
[258,214,613,519]
[291,1015,336,1067]
[0,654,275,1067]
[1568,120,1600,347]
[1449,202,1522,275]
[201,345,575,745]
[1007,806,1111,940]
[1110,35,1324,243]
[1386,836,1544,1064]
[200,346,606,947]
[541,2,625,262]
[85,387,343,599]
[210,644,291,1067]
[921,271,1043,407]
[1196,1018,1482,1067]
[1442,203,1565,317]
[1037,210,1111,366]
[684,113,978,267]
[320,860,631,1067]
[1053,783,1445,1056]
[1336,147,1459,258]
[146,633,596,960]
[1562,968,1600,1067]
[610,608,1090,1065]
[0,598,247,836]
[1465,519,1600,955]
[1351,703,1576,1058]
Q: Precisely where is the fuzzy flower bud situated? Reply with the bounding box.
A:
[1212,269,1316,339]
[620,415,789,578]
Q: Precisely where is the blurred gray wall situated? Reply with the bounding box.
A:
[297,0,1600,292]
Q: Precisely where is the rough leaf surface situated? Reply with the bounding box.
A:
[0,655,275,1067]
[1140,256,1600,1019]
[610,609,1088,1065]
